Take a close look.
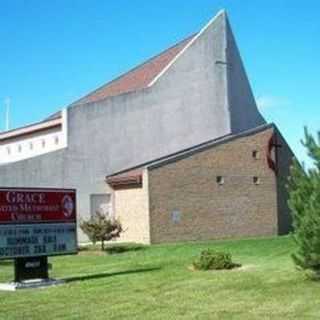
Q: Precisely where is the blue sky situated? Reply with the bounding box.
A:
[0,0,319,165]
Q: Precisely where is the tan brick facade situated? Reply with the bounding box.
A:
[114,170,150,244]
[110,125,294,244]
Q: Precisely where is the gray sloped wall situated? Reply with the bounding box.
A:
[225,15,266,133]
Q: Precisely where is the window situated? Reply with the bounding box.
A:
[216,176,224,185]
[29,142,33,150]
[171,210,181,223]
[54,136,59,145]
[18,145,22,153]
[90,194,112,217]
[253,176,260,185]
[7,147,11,155]
[252,150,259,159]
[42,139,46,148]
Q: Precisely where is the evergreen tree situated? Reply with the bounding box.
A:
[288,127,320,276]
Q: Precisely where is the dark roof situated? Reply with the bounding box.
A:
[9,32,196,140]
[44,33,196,122]
[106,123,275,183]
[71,34,196,106]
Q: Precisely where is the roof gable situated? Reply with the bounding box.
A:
[72,34,196,105]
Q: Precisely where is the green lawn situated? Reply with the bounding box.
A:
[0,236,319,320]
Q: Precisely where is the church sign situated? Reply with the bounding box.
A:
[0,188,77,260]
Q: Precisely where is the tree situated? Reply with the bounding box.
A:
[80,211,123,251]
[288,127,320,277]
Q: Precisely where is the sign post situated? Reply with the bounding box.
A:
[14,256,49,282]
[0,188,77,290]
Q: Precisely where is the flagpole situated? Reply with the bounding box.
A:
[4,97,10,131]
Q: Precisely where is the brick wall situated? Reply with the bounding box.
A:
[148,127,280,243]
[114,170,150,244]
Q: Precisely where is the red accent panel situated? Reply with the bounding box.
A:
[106,170,143,189]
[0,189,76,224]
[267,134,277,174]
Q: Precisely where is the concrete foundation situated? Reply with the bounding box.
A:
[0,279,65,291]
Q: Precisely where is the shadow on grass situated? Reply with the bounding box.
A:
[0,260,13,266]
[63,266,160,283]
[78,244,147,255]
[105,245,146,255]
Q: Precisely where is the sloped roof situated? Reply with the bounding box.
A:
[106,123,274,185]
[0,116,62,142]
[106,169,143,189]
[71,34,196,105]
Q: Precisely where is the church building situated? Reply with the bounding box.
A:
[0,11,294,243]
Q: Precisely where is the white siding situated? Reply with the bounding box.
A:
[0,109,68,165]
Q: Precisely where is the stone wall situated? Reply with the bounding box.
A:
[148,127,280,244]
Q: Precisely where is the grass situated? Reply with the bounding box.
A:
[0,236,319,319]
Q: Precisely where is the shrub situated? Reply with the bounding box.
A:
[80,211,122,251]
[193,249,240,271]
[288,127,320,278]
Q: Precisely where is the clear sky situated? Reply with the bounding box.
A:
[0,0,319,165]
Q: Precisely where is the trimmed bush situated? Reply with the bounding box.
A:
[193,249,240,271]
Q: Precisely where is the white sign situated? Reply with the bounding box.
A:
[0,223,77,259]
[0,188,77,260]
